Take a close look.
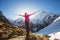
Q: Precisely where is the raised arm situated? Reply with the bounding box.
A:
[29,13,36,16]
[19,15,25,17]
[29,10,41,16]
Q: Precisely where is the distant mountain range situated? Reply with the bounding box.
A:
[9,11,59,32]
[9,11,58,25]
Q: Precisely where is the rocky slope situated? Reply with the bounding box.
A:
[0,22,27,39]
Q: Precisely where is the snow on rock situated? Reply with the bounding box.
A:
[49,31,60,40]
[54,16,60,22]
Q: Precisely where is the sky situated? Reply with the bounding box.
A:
[0,0,60,20]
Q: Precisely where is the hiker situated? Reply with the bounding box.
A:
[19,12,35,40]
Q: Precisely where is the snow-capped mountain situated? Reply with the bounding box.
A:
[8,18,24,26]
[31,11,59,24]
[9,11,59,25]
[36,16,60,34]
[8,18,14,24]
[13,18,24,26]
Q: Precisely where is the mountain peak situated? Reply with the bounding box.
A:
[0,11,10,24]
[0,10,3,15]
